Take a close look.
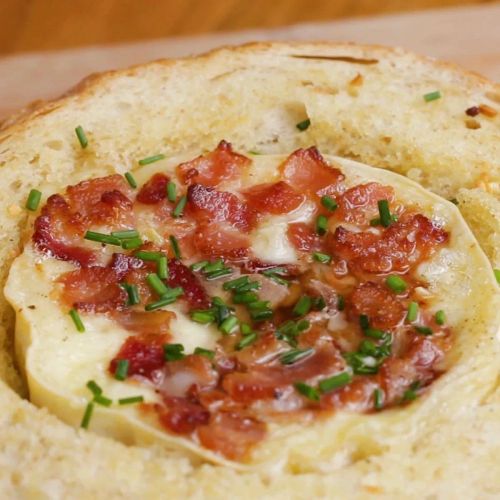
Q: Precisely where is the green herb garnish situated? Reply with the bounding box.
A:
[318,371,352,393]
[313,252,332,264]
[114,359,129,381]
[163,343,185,361]
[296,118,311,131]
[294,382,320,401]
[167,181,177,202]
[320,195,338,211]
[26,189,42,211]
[406,301,419,323]
[118,395,144,405]
[138,154,165,166]
[435,310,446,325]
[75,125,88,149]
[280,347,314,365]
[423,91,441,102]
[386,275,407,293]
[84,231,121,246]
[316,215,328,235]
[172,195,187,218]
[80,402,94,429]
[69,308,85,332]
[124,172,137,188]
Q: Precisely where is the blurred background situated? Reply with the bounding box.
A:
[1,0,494,54]
[0,0,498,117]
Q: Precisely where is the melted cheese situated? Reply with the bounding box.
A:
[5,153,499,472]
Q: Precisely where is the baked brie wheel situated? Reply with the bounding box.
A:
[0,43,499,497]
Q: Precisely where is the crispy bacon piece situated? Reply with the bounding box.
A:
[33,194,96,267]
[193,224,249,260]
[280,147,344,197]
[58,266,127,313]
[177,140,251,187]
[222,344,344,403]
[322,376,381,412]
[349,281,406,329]
[243,181,305,215]
[167,259,210,309]
[187,184,256,232]
[287,222,322,252]
[115,310,174,336]
[136,173,170,204]
[156,397,210,434]
[335,183,395,224]
[329,214,448,274]
[109,334,167,379]
[197,412,266,460]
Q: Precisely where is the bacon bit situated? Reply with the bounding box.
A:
[243,181,305,215]
[157,397,210,434]
[465,118,481,130]
[335,183,395,224]
[167,259,210,309]
[33,194,96,267]
[115,310,174,336]
[158,354,218,398]
[109,334,167,379]
[177,140,251,187]
[479,104,497,117]
[58,266,127,313]
[222,344,344,403]
[187,184,257,232]
[280,147,344,197]
[465,106,480,117]
[322,375,380,412]
[192,224,249,260]
[349,282,406,329]
[110,252,145,277]
[329,214,448,274]
[136,173,170,204]
[287,222,322,252]
[233,331,287,366]
[197,412,266,460]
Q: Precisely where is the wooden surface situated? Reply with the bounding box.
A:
[0,0,494,54]
[0,4,499,120]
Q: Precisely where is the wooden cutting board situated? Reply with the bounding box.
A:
[0,4,498,120]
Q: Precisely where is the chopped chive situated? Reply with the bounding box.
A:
[402,381,421,401]
[386,275,407,293]
[296,118,311,131]
[220,316,239,335]
[191,260,209,272]
[114,359,129,380]
[169,235,181,259]
[124,172,137,188]
[121,283,140,306]
[337,295,345,311]
[236,332,258,350]
[423,90,441,102]
[94,394,112,407]
[415,325,433,336]
[75,125,88,149]
[312,296,326,311]
[86,380,103,397]
[84,231,121,246]
[294,382,320,401]
[293,296,312,317]
[134,250,164,261]
[157,256,168,280]
[202,260,224,273]
[80,402,94,429]
[297,319,310,331]
[118,395,144,405]
[163,343,185,361]
[250,309,274,321]
[111,229,139,240]
[370,217,381,227]
[167,181,177,202]
[241,323,254,335]
[193,347,215,359]
[205,268,233,280]
[316,215,328,235]
[145,287,183,311]
[146,273,169,296]
[121,237,143,250]
[359,314,370,330]
[494,268,500,284]
[435,310,446,325]
[373,388,384,410]
[377,199,392,228]
[190,310,216,324]
[280,347,314,365]
[233,291,259,304]
[313,252,331,264]
[172,195,187,218]
[69,308,85,332]
[223,276,250,291]
[26,189,42,211]
[318,371,352,393]
[364,328,385,339]
[406,301,419,322]
[320,195,338,211]
[138,154,165,166]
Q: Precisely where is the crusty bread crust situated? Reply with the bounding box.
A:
[0,42,499,498]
